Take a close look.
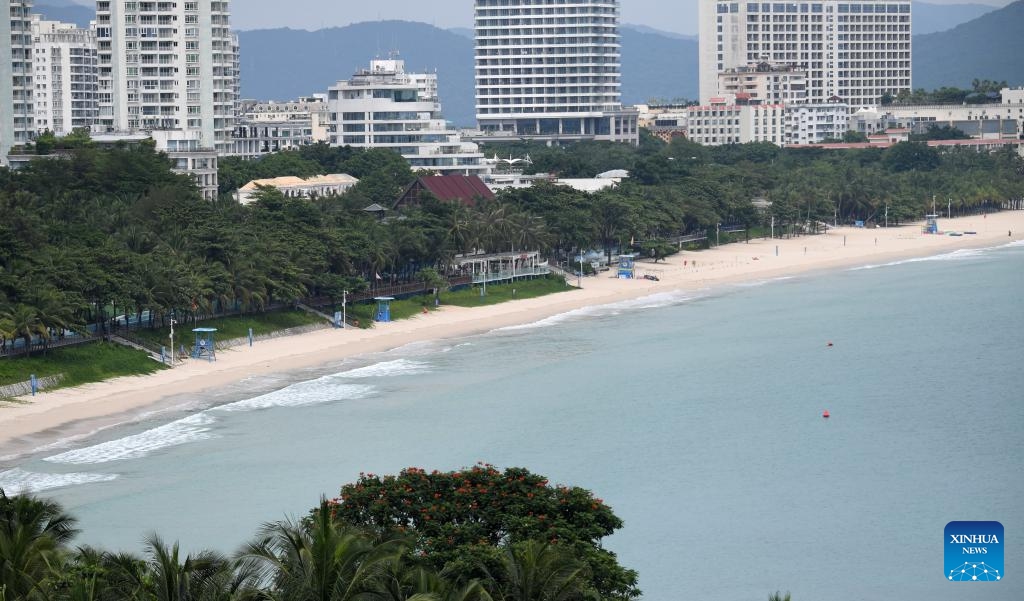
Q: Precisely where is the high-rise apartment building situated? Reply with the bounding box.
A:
[699,0,911,109]
[31,16,98,136]
[327,58,487,176]
[1,0,35,161]
[94,0,238,154]
[473,0,638,144]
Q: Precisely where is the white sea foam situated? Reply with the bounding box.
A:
[338,359,430,378]
[0,468,118,495]
[43,413,216,465]
[850,246,994,271]
[733,275,797,288]
[216,381,375,412]
[497,290,699,331]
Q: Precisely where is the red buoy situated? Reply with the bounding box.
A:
[822,410,831,419]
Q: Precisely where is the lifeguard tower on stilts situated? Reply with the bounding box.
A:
[191,328,217,362]
[923,214,939,234]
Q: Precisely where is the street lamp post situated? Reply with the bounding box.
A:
[716,223,720,247]
[578,252,583,288]
[342,290,347,329]
[948,197,952,219]
[169,318,176,364]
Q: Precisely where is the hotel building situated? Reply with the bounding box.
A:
[327,58,487,176]
[31,16,98,136]
[1,0,35,161]
[473,0,638,144]
[699,0,911,109]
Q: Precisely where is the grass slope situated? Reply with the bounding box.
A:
[133,310,324,348]
[0,343,166,392]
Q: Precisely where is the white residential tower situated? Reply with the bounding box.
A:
[699,0,911,109]
[473,0,637,144]
[94,0,238,154]
[31,16,98,136]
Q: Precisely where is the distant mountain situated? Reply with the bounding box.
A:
[238,22,476,125]
[234,6,1021,126]
[621,28,698,104]
[240,21,698,125]
[913,0,1024,89]
[34,2,94,27]
[623,24,697,41]
[448,27,473,39]
[912,1,996,34]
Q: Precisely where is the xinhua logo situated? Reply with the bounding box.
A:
[945,521,1004,582]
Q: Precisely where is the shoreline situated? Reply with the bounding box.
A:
[2,212,1022,462]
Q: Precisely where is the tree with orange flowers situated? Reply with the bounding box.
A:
[326,464,640,600]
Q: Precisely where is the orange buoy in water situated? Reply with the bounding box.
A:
[822,410,831,419]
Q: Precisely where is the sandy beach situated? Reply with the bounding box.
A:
[2,212,1022,459]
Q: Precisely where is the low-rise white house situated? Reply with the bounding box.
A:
[236,173,359,205]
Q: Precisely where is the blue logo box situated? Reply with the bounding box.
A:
[945,521,1003,582]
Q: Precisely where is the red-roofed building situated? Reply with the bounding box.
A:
[395,175,495,209]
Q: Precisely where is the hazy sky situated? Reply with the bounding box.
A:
[224,0,1011,33]
[72,0,1014,34]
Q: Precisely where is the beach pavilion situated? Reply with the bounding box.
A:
[454,251,549,285]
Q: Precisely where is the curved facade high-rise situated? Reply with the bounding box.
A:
[474,0,637,144]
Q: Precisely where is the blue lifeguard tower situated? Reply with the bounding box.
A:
[617,255,635,279]
[924,214,939,234]
[191,328,217,362]
[374,297,394,323]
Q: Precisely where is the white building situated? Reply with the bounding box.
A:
[31,17,97,136]
[232,97,329,158]
[687,95,848,146]
[718,62,808,105]
[699,0,911,109]
[688,98,787,146]
[473,0,638,145]
[850,90,1024,140]
[1,0,35,162]
[95,0,238,155]
[235,173,359,205]
[327,58,488,176]
[786,102,850,144]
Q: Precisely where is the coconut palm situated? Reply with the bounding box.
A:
[0,489,79,600]
[481,541,594,601]
[141,533,235,601]
[3,304,48,357]
[239,499,402,601]
[768,592,792,601]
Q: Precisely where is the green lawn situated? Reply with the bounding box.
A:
[342,275,573,327]
[132,310,325,348]
[0,343,166,393]
[441,275,574,307]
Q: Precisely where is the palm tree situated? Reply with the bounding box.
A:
[481,541,594,601]
[3,305,48,357]
[142,533,235,601]
[239,499,402,601]
[0,489,79,600]
[768,592,792,601]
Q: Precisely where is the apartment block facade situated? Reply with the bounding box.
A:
[94,0,238,154]
[699,0,911,109]
[1,0,35,161]
[473,0,637,144]
[31,17,98,136]
[327,58,487,176]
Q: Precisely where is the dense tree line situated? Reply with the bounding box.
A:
[486,133,1024,240]
[0,466,637,600]
[3,136,1023,346]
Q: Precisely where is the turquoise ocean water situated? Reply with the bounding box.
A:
[2,241,1023,600]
